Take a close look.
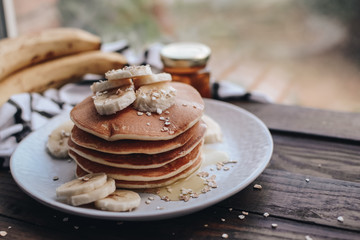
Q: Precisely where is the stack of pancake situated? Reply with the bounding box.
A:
[68,82,206,189]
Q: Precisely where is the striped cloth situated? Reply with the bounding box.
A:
[0,41,270,168]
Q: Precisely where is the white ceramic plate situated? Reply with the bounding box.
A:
[10,99,273,221]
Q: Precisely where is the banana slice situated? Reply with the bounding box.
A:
[202,115,223,144]
[94,190,141,212]
[133,82,176,113]
[90,78,133,93]
[93,84,136,115]
[106,65,152,80]
[133,73,172,88]
[56,172,107,197]
[68,177,116,206]
[47,120,74,158]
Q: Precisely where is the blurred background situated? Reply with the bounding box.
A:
[4,0,360,112]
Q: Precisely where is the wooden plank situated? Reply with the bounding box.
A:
[270,133,360,182]
[221,168,360,232]
[2,168,360,238]
[0,215,82,240]
[228,101,360,141]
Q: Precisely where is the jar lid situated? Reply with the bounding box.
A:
[160,42,211,68]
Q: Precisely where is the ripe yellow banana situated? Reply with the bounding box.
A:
[0,28,101,81]
[0,51,127,105]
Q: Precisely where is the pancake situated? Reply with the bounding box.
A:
[68,125,205,169]
[76,153,203,189]
[70,82,204,141]
[70,120,206,154]
[69,141,202,181]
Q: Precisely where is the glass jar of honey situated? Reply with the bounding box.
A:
[160,42,211,98]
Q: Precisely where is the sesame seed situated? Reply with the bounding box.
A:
[148,197,154,201]
[146,122,150,126]
[145,200,151,204]
[156,206,164,210]
[222,233,229,239]
[271,223,278,228]
[305,178,310,183]
[221,218,226,222]
[238,215,245,220]
[159,117,165,121]
[165,111,170,114]
[164,121,171,126]
[137,112,144,116]
[182,103,187,107]
[204,224,208,227]
[74,226,79,230]
[305,236,313,240]
[53,176,59,181]
[337,216,344,222]
[263,212,270,217]
[63,217,69,222]
[156,108,162,114]
[228,208,233,212]
[253,184,262,190]
[242,211,249,215]
[0,231,7,237]
[146,112,151,116]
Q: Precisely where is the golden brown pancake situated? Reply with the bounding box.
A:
[70,120,206,154]
[69,141,202,181]
[76,154,203,189]
[68,125,205,169]
[70,82,204,141]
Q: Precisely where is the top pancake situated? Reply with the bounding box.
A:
[70,82,204,141]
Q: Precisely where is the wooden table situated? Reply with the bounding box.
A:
[1,100,359,240]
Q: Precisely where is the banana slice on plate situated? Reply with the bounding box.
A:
[56,172,107,197]
[133,73,172,88]
[202,114,223,144]
[133,82,176,113]
[47,120,74,158]
[94,190,141,212]
[68,178,116,206]
[106,65,152,80]
[93,84,136,115]
[90,78,133,93]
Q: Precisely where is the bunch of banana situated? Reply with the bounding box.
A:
[0,28,127,105]
[56,172,141,211]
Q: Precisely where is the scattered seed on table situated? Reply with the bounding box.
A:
[253,184,262,190]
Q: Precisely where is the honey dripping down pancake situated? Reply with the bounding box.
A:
[70,82,204,141]
[69,141,203,182]
[68,122,206,169]
[75,153,203,189]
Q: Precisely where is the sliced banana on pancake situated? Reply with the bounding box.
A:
[105,65,152,80]
[47,120,74,158]
[90,78,133,93]
[94,190,141,212]
[202,115,222,144]
[133,82,176,113]
[93,84,136,115]
[56,172,107,197]
[68,177,116,206]
[133,73,172,88]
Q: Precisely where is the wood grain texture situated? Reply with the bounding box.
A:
[230,101,360,141]
[270,133,360,182]
[221,169,360,232]
[1,169,359,240]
